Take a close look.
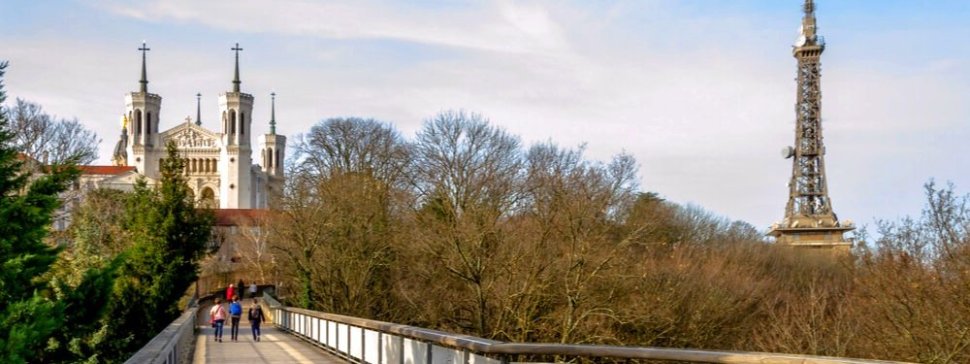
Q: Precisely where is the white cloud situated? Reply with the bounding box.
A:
[92,0,570,55]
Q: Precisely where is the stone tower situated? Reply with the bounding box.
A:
[218,43,254,208]
[258,92,287,206]
[768,0,854,249]
[126,42,162,178]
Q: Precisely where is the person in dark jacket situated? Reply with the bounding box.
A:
[248,298,265,341]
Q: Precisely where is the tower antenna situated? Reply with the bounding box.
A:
[769,0,852,251]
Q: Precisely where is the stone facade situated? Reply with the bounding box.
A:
[111,44,286,209]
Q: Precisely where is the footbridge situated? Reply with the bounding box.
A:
[125,292,913,364]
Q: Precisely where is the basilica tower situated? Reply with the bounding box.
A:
[125,42,162,178]
[768,0,854,250]
[218,43,254,208]
[258,92,287,206]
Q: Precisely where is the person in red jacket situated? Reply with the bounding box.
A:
[226,284,235,301]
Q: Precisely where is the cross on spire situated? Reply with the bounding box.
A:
[232,43,243,92]
[270,92,277,134]
[139,42,150,93]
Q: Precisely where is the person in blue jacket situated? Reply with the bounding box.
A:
[229,295,243,341]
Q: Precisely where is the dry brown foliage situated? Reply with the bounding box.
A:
[269,115,970,363]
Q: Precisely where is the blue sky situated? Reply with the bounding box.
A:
[2,0,969,233]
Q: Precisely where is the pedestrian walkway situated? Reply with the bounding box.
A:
[194,302,343,364]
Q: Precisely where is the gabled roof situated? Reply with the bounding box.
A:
[158,121,221,142]
[214,209,268,226]
[79,165,137,175]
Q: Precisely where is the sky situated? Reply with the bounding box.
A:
[1,0,969,233]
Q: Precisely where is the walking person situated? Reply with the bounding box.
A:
[248,298,265,341]
[229,295,243,341]
[236,279,245,297]
[209,298,227,342]
[249,281,258,298]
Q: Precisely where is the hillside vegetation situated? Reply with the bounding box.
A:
[262,114,969,363]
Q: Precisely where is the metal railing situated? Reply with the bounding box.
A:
[124,301,199,364]
[262,294,913,364]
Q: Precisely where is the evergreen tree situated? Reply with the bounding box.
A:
[98,141,212,360]
[0,62,83,362]
[42,189,128,363]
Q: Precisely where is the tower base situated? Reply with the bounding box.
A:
[768,218,854,252]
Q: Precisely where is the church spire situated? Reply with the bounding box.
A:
[231,43,243,92]
[138,42,150,93]
[270,92,276,134]
[196,93,202,125]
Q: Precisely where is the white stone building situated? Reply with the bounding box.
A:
[110,43,285,209]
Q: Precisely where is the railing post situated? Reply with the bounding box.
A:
[426,342,432,364]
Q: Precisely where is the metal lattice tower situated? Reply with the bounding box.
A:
[769,0,854,249]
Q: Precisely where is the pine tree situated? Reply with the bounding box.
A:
[98,141,212,360]
[0,62,82,362]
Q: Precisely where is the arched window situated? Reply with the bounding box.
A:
[200,187,216,209]
[134,110,142,135]
[267,147,273,168]
[222,111,228,134]
[276,148,281,169]
[240,113,245,135]
[146,111,152,135]
[229,110,236,135]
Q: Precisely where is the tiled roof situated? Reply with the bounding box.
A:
[79,165,137,175]
[214,209,267,226]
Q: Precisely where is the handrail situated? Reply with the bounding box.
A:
[123,305,199,364]
[269,299,914,364]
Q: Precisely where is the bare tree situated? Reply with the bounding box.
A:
[517,143,639,344]
[295,117,410,185]
[274,117,409,318]
[232,212,275,284]
[9,99,99,164]
[408,110,523,336]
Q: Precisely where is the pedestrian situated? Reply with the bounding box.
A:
[209,298,227,342]
[226,283,235,301]
[229,295,243,341]
[249,281,258,298]
[248,298,265,341]
[236,279,244,297]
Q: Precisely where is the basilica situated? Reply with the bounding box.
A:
[108,43,285,209]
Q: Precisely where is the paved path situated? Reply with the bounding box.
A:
[194,303,344,364]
